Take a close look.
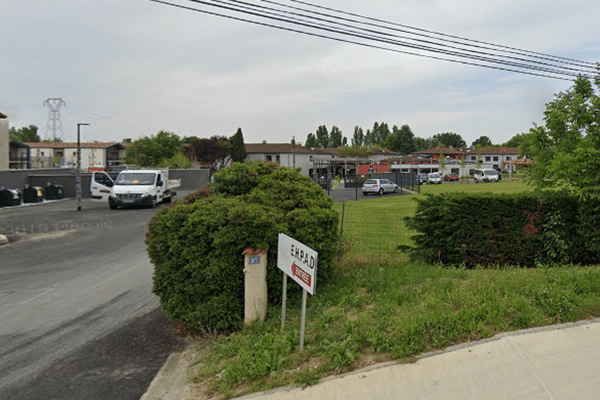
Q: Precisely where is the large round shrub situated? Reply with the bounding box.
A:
[146,162,339,332]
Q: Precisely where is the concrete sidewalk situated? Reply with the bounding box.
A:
[143,319,600,400]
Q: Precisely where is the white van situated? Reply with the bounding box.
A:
[473,169,500,183]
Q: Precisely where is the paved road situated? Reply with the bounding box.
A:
[0,196,186,400]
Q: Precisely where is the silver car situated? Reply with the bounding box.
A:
[427,173,442,184]
[362,179,399,195]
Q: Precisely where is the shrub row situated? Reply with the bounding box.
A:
[404,190,600,268]
[146,162,339,332]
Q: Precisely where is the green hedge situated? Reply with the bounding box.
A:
[404,190,600,268]
[146,162,339,332]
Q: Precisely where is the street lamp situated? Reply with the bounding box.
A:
[77,123,89,211]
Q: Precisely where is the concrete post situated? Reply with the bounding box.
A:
[243,248,268,325]
[0,112,8,171]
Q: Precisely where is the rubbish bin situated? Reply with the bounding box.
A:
[45,183,64,200]
[23,186,44,203]
[0,188,22,207]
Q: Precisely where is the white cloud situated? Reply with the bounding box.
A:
[2,0,599,146]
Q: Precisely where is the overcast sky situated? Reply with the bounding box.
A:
[2,0,599,146]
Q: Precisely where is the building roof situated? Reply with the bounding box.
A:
[245,143,336,155]
[24,142,125,149]
[10,141,30,148]
[0,112,7,118]
[413,146,520,156]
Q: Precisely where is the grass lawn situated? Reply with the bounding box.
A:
[187,180,600,399]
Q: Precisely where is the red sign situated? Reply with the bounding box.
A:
[291,262,311,287]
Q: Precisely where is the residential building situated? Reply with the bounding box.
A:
[245,143,335,176]
[244,143,399,177]
[24,142,126,170]
[9,141,30,169]
[400,146,522,176]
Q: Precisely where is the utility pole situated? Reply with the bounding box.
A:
[77,123,89,211]
[43,98,66,141]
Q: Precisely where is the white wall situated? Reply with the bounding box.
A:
[0,117,8,170]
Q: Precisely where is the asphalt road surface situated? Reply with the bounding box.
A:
[0,196,187,400]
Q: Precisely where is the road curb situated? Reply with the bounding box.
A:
[140,340,193,400]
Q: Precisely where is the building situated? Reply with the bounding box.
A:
[245,143,335,176]
[9,141,30,169]
[244,143,400,177]
[0,112,8,170]
[391,146,523,176]
[24,142,126,170]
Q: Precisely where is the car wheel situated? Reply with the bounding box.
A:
[149,197,157,208]
[394,186,399,193]
[379,188,384,195]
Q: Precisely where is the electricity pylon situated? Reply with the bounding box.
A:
[43,98,66,141]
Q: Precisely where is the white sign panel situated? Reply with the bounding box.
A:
[277,233,318,295]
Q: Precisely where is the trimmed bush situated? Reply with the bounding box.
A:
[404,190,600,268]
[146,161,339,332]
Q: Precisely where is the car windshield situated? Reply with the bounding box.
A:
[484,170,497,175]
[115,173,155,185]
[429,173,441,178]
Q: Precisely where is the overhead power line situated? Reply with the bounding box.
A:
[149,0,597,80]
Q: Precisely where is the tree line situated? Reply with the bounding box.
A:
[304,123,527,154]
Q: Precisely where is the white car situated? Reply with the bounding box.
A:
[362,179,399,195]
[427,173,442,184]
[474,169,500,183]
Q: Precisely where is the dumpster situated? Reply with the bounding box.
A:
[45,183,64,200]
[23,186,44,203]
[0,188,23,207]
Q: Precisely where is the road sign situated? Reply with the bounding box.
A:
[277,233,318,295]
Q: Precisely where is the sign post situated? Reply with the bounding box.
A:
[277,233,318,352]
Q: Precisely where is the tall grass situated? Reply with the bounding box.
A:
[188,180,600,399]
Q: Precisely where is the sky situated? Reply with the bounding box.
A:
[2,0,599,147]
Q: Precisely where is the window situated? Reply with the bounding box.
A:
[493,156,498,161]
[451,168,459,174]
[485,156,491,162]
[470,156,476,161]
[493,164,499,170]
[266,155,272,161]
[506,156,512,161]
[276,155,281,163]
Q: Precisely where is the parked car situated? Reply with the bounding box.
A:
[427,173,442,184]
[417,173,428,185]
[473,169,500,183]
[444,173,459,182]
[362,179,399,195]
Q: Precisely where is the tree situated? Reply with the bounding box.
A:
[147,162,339,332]
[432,132,466,148]
[329,126,343,147]
[315,125,329,148]
[9,125,40,142]
[503,133,529,148]
[365,122,390,146]
[385,124,416,154]
[352,126,364,146]
[124,130,183,167]
[305,132,319,147]
[472,136,493,147]
[438,153,447,175]
[231,128,246,163]
[186,136,232,172]
[413,136,440,151]
[521,72,600,192]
